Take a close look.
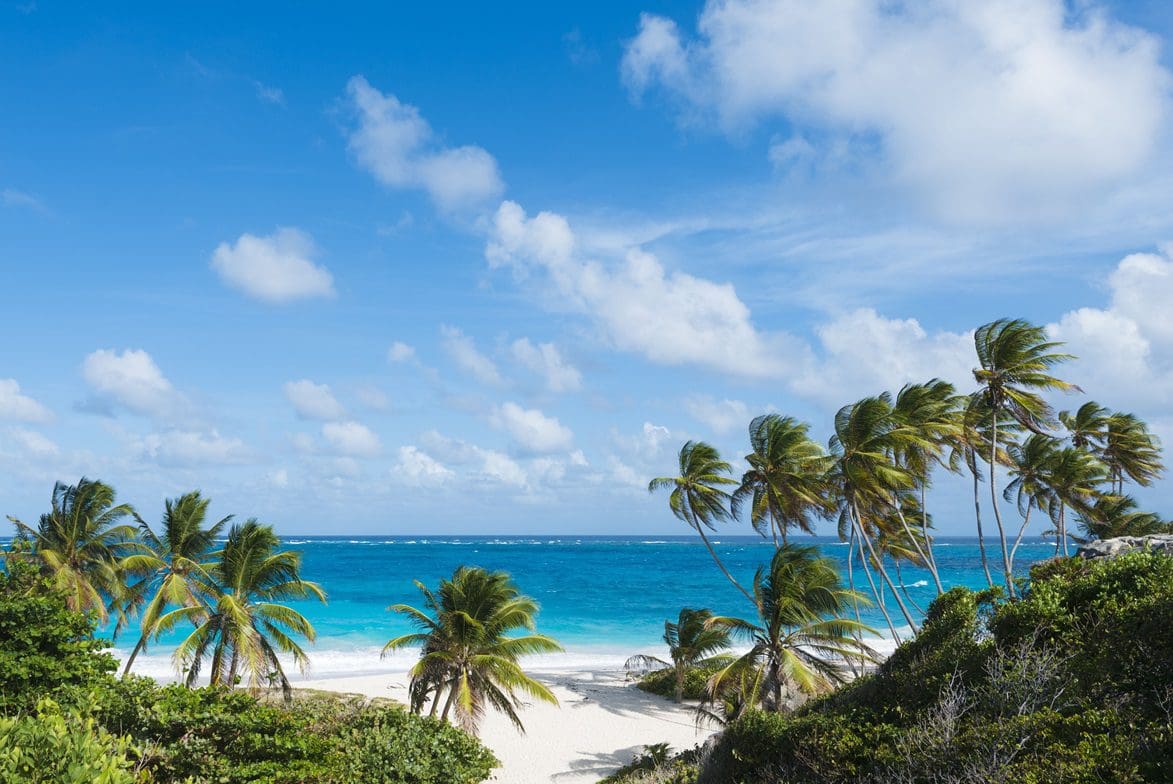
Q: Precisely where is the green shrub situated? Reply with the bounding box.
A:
[0,699,138,784]
[637,665,722,701]
[338,705,498,784]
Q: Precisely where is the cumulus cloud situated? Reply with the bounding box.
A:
[487,200,801,378]
[82,349,185,419]
[387,341,416,362]
[510,338,582,392]
[139,429,251,467]
[0,379,52,423]
[440,325,504,386]
[622,0,1171,224]
[211,228,335,303]
[683,396,751,435]
[283,379,345,420]
[321,420,382,458]
[1050,247,1173,406]
[491,402,574,453]
[345,76,504,210]
[7,427,60,459]
[392,445,455,487]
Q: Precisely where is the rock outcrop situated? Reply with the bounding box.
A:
[1077,534,1173,560]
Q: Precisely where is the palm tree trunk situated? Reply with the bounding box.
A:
[892,492,942,595]
[845,527,866,676]
[988,417,1017,598]
[675,664,685,703]
[1009,506,1033,570]
[1060,504,1070,557]
[971,463,995,589]
[440,677,460,723]
[894,561,925,615]
[697,528,754,603]
[228,648,240,688]
[122,634,149,678]
[856,516,920,634]
[850,507,902,643]
[920,484,944,594]
[428,685,444,718]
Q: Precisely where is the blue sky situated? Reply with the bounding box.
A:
[2,0,1172,535]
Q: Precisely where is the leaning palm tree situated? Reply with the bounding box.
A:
[1101,413,1164,495]
[625,607,733,702]
[650,441,750,601]
[1059,401,1111,453]
[706,544,875,713]
[1003,434,1061,570]
[733,414,834,547]
[165,520,325,700]
[1074,495,1170,542]
[384,566,562,734]
[7,478,138,623]
[118,491,231,677]
[951,396,998,589]
[973,319,1077,597]
[1042,447,1108,556]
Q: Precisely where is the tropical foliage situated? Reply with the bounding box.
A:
[625,607,732,702]
[385,565,562,734]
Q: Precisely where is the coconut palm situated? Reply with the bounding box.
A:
[650,441,750,601]
[1059,402,1111,452]
[733,415,833,547]
[973,318,1077,597]
[706,544,875,713]
[384,566,562,734]
[7,478,138,623]
[890,380,962,594]
[118,491,230,677]
[1003,434,1062,569]
[952,396,998,589]
[1042,447,1108,556]
[1074,495,1170,542]
[1101,413,1163,495]
[165,520,325,700]
[625,607,733,702]
[829,394,925,638]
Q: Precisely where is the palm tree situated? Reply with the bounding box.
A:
[952,396,997,589]
[7,478,138,623]
[973,319,1077,597]
[891,380,961,595]
[1101,413,1164,495]
[1059,401,1111,452]
[1003,434,1061,569]
[384,566,562,734]
[1043,447,1108,556]
[706,544,875,713]
[1074,495,1170,542]
[650,441,751,601]
[829,394,924,638]
[625,607,733,702]
[118,491,230,677]
[165,520,325,700]
[733,415,833,547]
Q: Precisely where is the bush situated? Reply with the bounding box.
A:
[338,705,498,784]
[0,698,139,784]
[637,665,723,701]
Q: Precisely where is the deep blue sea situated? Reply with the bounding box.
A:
[5,535,1058,678]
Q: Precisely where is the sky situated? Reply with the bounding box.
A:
[2,0,1172,535]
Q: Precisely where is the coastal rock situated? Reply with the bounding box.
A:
[1077,534,1173,560]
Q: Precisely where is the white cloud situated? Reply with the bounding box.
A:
[268,468,290,487]
[440,325,504,386]
[211,228,335,303]
[355,384,391,411]
[283,379,345,420]
[139,429,251,467]
[684,396,750,435]
[488,200,800,378]
[479,449,528,487]
[622,1,1171,225]
[253,81,285,106]
[82,349,184,419]
[345,76,504,210]
[1,188,47,213]
[321,420,382,458]
[393,445,455,487]
[387,341,416,362]
[0,379,52,423]
[491,402,574,453]
[510,338,582,392]
[7,427,59,459]
[1050,247,1173,406]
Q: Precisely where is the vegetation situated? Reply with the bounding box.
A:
[384,565,562,734]
[626,607,733,702]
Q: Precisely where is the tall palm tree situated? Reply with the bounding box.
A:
[118,491,230,677]
[1043,447,1108,556]
[650,441,751,601]
[1074,495,1169,542]
[973,318,1077,597]
[829,394,925,638]
[733,415,833,547]
[890,380,961,595]
[384,566,562,734]
[1003,434,1061,569]
[706,545,875,713]
[1101,413,1164,495]
[625,607,733,702]
[165,520,325,700]
[952,396,997,589]
[7,478,138,623]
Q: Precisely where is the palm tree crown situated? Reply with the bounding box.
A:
[625,607,732,702]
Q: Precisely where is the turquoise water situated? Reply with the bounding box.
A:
[56,534,1054,678]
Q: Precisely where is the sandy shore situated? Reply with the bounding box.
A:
[296,668,716,784]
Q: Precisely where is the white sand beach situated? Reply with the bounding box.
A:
[297,668,716,784]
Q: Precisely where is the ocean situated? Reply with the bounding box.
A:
[7,535,1059,679]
